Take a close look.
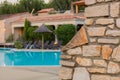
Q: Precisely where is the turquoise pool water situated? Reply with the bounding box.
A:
[0,48,60,66]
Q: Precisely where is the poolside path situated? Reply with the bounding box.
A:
[0,67,60,80]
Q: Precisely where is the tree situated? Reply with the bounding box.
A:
[55,24,76,45]
[0,0,45,15]
[48,0,71,11]
[23,19,31,40]
[19,0,45,13]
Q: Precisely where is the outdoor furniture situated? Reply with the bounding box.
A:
[29,41,38,49]
[44,41,50,49]
[48,41,54,49]
[35,40,42,49]
[50,40,63,49]
[54,40,63,49]
[22,41,28,48]
[25,41,33,49]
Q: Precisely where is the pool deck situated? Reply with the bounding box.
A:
[0,67,60,80]
[12,49,61,52]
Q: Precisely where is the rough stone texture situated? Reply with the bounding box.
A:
[85,19,94,26]
[110,2,119,17]
[61,0,120,80]
[94,60,107,67]
[96,18,114,25]
[90,38,97,43]
[111,77,120,80]
[60,60,75,67]
[83,45,101,57]
[105,0,112,2]
[85,4,109,17]
[97,0,104,2]
[102,45,112,60]
[87,27,106,36]
[112,45,120,62]
[73,67,90,80]
[76,57,93,66]
[85,0,96,5]
[116,18,120,28]
[98,38,119,44]
[62,27,88,51]
[59,67,73,79]
[87,68,107,73]
[67,47,82,55]
[107,61,120,74]
[108,24,115,29]
[61,55,72,60]
[106,30,120,36]
[91,75,111,80]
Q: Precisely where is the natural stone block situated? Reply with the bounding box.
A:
[116,18,120,28]
[60,60,75,67]
[90,38,97,43]
[67,47,82,55]
[97,0,104,2]
[73,67,90,80]
[111,77,120,80]
[98,38,119,44]
[94,60,107,67]
[110,2,119,17]
[76,57,93,66]
[107,61,120,74]
[85,4,109,17]
[112,45,120,62]
[108,24,114,29]
[61,55,72,60]
[102,45,112,60]
[91,75,110,80]
[106,30,120,36]
[85,0,96,5]
[96,18,114,25]
[59,67,73,79]
[62,27,88,51]
[105,0,111,2]
[83,45,101,57]
[87,68,107,73]
[85,19,94,26]
[87,27,106,36]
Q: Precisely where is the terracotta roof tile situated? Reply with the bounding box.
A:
[0,12,29,20]
[38,8,55,13]
[14,13,85,23]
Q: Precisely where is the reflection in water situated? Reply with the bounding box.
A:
[0,52,5,66]
[3,51,60,66]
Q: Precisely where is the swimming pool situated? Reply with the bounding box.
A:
[0,48,61,66]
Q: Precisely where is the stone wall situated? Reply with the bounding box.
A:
[60,0,120,80]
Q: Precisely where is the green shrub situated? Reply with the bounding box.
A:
[55,24,76,45]
[14,41,23,49]
[6,34,14,42]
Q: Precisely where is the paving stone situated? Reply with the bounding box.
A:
[87,67,107,73]
[87,27,106,36]
[73,67,90,80]
[112,45,120,62]
[107,61,120,74]
[59,67,73,79]
[83,45,101,57]
[85,4,109,17]
[76,57,93,66]
[102,45,112,60]
[94,60,107,67]
[67,47,82,55]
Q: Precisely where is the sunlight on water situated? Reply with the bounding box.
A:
[0,48,61,66]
